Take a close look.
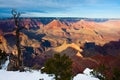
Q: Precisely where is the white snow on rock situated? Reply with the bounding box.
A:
[73,68,99,80]
[1,56,9,70]
[83,68,93,75]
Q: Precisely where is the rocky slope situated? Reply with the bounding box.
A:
[0,18,120,75]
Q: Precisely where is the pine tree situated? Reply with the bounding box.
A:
[41,54,73,80]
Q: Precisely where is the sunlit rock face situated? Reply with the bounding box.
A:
[0,18,120,75]
[0,35,9,53]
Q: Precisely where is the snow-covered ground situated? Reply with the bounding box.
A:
[0,57,99,80]
[73,68,99,80]
[0,70,53,80]
[0,68,99,80]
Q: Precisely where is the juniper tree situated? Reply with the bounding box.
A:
[41,54,73,80]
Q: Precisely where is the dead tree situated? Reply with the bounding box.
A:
[11,9,23,69]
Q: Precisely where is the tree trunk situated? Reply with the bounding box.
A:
[14,14,22,69]
[16,29,22,67]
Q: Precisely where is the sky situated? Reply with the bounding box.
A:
[0,0,120,18]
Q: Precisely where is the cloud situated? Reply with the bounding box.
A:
[0,0,70,14]
[0,0,120,18]
[0,0,68,8]
[21,11,74,17]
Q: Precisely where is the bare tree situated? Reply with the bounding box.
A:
[11,9,24,70]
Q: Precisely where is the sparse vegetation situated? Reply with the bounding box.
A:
[0,49,7,69]
[90,64,106,80]
[111,68,120,80]
[91,64,120,80]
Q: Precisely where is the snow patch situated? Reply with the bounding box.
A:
[1,56,9,70]
[73,74,99,80]
[83,68,93,75]
[0,68,99,80]
[73,68,99,80]
[0,70,54,80]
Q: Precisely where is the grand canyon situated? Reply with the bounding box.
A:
[1,0,120,80]
[0,17,120,79]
